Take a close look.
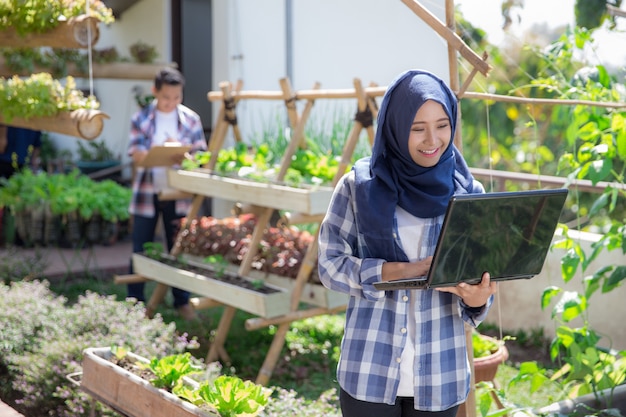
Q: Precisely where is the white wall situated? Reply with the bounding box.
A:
[485,230,626,350]
[211,0,451,143]
[48,0,171,175]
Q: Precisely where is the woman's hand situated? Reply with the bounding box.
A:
[435,272,497,307]
[382,256,433,282]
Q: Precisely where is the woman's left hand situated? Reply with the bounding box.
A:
[435,272,497,308]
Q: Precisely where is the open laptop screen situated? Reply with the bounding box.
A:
[427,188,568,288]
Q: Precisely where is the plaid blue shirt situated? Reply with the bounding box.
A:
[128,102,207,217]
[318,171,491,410]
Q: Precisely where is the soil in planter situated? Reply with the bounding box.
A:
[148,253,282,294]
[108,354,156,383]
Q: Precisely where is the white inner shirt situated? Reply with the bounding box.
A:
[395,206,428,397]
[152,109,178,192]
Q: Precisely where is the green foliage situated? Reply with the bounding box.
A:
[575,0,622,30]
[0,73,99,122]
[140,352,203,390]
[472,332,502,358]
[76,139,117,161]
[129,40,159,63]
[0,169,130,222]
[181,375,272,417]
[0,280,194,416]
[143,242,165,259]
[183,141,347,187]
[0,0,114,35]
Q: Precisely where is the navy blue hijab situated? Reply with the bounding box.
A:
[353,70,476,262]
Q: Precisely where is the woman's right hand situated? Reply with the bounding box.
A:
[381,256,433,282]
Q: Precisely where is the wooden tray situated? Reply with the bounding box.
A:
[182,255,347,310]
[132,253,291,318]
[167,169,334,215]
[81,347,218,417]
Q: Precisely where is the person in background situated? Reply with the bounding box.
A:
[127,67,207,320]
[317,69,497,417]
[0,125,42,180]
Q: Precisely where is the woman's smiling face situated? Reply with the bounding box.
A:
[407,100,451,167]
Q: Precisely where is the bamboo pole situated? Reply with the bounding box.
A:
[206,306,236,363]
[277,81,320,179]
[245,305,347,331]
[401,0,491,76]
[113,274,148,284]
[189,297,223,310]
[0,15,100,49]
[279,78,300,130]
[607,4,626,18]
[208,85,388,102]
[0,109,109,140]
[460,91,626,109]
[353,78,375,146]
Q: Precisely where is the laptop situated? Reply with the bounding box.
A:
[373,188,569,291]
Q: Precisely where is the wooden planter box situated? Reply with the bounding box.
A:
[80,347,218,417]
[249,268,347,310]
[182,254,348,310]
[0,15,100,48]
[132,253,291,318]
[167,169,334,215]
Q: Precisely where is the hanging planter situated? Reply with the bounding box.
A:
[0,15,100,49]
[0,110,109,141]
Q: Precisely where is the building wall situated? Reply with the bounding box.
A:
[485,230,626,350]
[211,0,451,144]
[48,0,170,172]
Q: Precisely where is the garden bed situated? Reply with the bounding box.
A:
[132,253,292,318]
[167,169,334,215]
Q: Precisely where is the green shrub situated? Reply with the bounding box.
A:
[0,280,196,416]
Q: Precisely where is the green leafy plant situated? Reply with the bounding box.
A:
[472,332,503,359]
[177,375,272,417]
[0,0,114,35]
[76,139,117,161]
[497,30,626,412]
[0,73,99,122]
[138,352,203,390]
[203,254,228,278]
[129,41,159,64]
[143,242,165,260]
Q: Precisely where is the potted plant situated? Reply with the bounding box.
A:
[74,138,120,176]
[472,331,509,383]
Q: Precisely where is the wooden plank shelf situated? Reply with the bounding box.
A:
[132,253,291,318]
[0,59,177,80]
[167,169,334,215]
[80,347,218,417]
[0,15,100,49]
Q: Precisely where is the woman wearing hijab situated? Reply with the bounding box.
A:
[318,69,497,417]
